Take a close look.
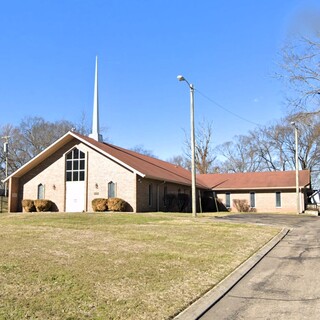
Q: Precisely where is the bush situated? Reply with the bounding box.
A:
[21,199,35,212]
[233,199,256,213]
[107,198,127,212]
[34,199,53,212]
[92,198,108,212]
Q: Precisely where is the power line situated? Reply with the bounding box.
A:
[195,88,261,127]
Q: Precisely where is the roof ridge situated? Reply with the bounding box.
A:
[72,132,209,188]
[100,142,200,185]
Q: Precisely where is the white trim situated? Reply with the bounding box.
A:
[70,132,146,178]
[3,131,72,182]
[4,131,146,183]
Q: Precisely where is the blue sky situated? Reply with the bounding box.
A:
[1,0,319,160]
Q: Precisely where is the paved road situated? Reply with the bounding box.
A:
[199,214,320,320]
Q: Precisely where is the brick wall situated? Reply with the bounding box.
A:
[216,189,305,213]
[136,178,191,212]
[84,144,136,212]
[16,139,137,212]
[18,140,76,211]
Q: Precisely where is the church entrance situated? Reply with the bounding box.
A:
[65,148,86,212]
[66,181,85,212]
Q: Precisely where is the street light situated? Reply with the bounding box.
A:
[177,75,197,217]
[2,136,9,197]
[291,122,300,214]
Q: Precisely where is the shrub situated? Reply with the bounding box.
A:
[92,198,108,212]
[107,198,127,212]
[21,199,35,212]
[34,199,53,212]
[233,199,256,213]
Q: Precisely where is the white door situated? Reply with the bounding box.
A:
[66,181,85,212]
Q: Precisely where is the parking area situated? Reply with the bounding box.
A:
[214,213,319,228]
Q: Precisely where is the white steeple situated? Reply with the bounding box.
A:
[89,56,103,142]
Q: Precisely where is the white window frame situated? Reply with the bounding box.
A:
[66,148,86,182]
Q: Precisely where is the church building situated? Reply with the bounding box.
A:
[4,58,312,214]
[5,58,206,213]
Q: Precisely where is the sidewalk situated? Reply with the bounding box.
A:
[174,214,320,320]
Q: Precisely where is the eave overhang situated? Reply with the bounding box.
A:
[3,131,146,182]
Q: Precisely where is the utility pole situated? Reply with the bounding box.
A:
[291,123,300,214]
[177,75,197,217]
[2,136,10,197]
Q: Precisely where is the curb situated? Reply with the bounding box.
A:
[173,227,289,320]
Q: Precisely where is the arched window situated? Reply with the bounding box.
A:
[108,181,116,198]
[37,184,44,199]
[66,148,85,181]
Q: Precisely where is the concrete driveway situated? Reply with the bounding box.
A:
[176,214,320,320]
[215,213,319,229]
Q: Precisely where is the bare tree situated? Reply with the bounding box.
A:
[130,145,157,158]
[252,127,280,171]
[217,112,320,187]
[278,8,320,112]
[288,113,320,172]
[0,116,92,185]
[184,119,217,174]
[258,113,320,175]
[255,124,293,172]
[18,117,74,156]
[218,134,262,173]
[167,155,190,170]
[76,111,91,136]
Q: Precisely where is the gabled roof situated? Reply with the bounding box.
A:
[197,170,311,190]
[5,131,208,188]
[73,132,208,188]
[5,131,311,191]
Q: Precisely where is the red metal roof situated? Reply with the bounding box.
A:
[74,132,208,188]
[197,170,311,190]
[74,134,312,190]
[6,130,311,192]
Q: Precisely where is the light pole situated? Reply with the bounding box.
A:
[177,75,197,217]
[2,136,9,197]
[291,122,300,214]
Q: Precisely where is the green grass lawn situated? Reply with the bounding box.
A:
[0,212,279,320]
